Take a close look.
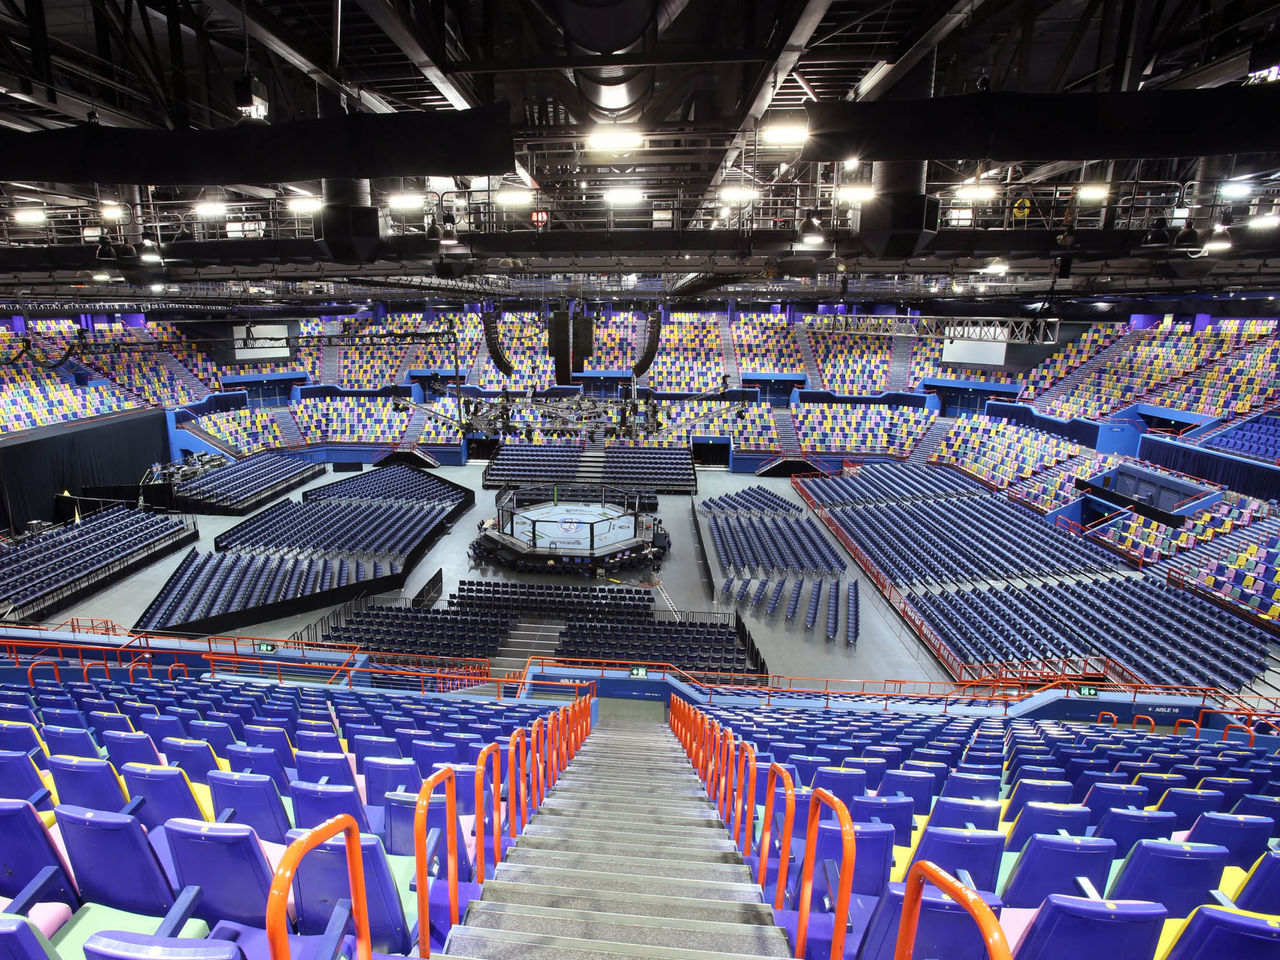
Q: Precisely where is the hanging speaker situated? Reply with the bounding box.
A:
[482,312,514,377]
[572,313,594,358]
[632,310,661,377]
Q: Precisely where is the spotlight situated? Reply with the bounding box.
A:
[954,185,998,201]
[1173,222,1200,247]
[981,260,1009,275]
[587,126,644,151]
[1139,216,1171,248]
[140,249,162,264]
[837,185,876,203]
[1076,184,1110,201]
[440,213,459,245]
[91,271,112,282]
[100,204,127,221]
[496,188,534,206]
[286,196,323,214]
[194,201,227,218]
[12,207,46,224]
[1203,237,1232,252]
[798,209,824,245]
[761,124,809,145]
[1247,214,1280,230]
[1220,182,1254,199]
[95,237,116,261]
[720,186,759,202]
[425,217,443,240]
[149,283,166,293]
[388,193,425,211]
[606,187,644,205]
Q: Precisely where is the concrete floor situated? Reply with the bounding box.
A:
[57,460,947,685]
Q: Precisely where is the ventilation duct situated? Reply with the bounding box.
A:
[551,0,690,122]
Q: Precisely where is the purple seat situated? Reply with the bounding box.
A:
[46,756,133,814]
[0,751,53,811]
[290,781,382,836]
[165,819,274,927]
[102,732,163,769]
[941,772,1000,802]
[0,799,77,908]
[207,771,292,844]
[1081,783,1148,825]
[853,880,1002,960]
[1000,833,1117,908]
[1231,850,1280,914]
[242,726,294,770]
[1232,794,1280,836]
[41,726,100,760]
[908,826,1003,893]
[1011,894,1166,960]
[927,797,1000,832]
[1185,812,1274,869]
[1160,904,1280,960]
[57,806,185,918]
[294,751,357,792]
[1093,806,1176,858]
[222,744,291,792]
[1106,839,1229,918]
[364,758,421,809]
[878,770,933,815]
[1003,779,1072,823]
[1155,788,1226,831]
[1004,802,1090,853]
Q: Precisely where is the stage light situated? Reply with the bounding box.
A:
[838,185,876,203]
[91,271,111,281]
[761,124,809,144]
[100,204,127,220]
[12,207,45,224]
[149,283,166,292]
[194,201,227,218]
[606,187,644,205]
[440,213,459,245]
[1247,214,1280,229]
[720,186,759,202]
[1220,182,1254,199]
[140,249,162,264]
[287,196,323,214]
[497,188,534,206]
[1203,237,1232,252]
[954,185,997,201]
[981,260,1009,275]
[587,126,643,151]
[387,193,425,211]
[1076,184,1109,200]
[798,209,824,245]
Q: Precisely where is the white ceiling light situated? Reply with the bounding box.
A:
[496,188,534,206]
[12,207,45,224]
[1203,238,1232,252]
[981,260,1009,275]
[1220,182,1254,199]
[149,283,166,293]
[387,193,424,211]
[100,204,127,221]
[606,187,644,205]
[954,185,997,201]
[760,124,808,145]
[720,186,759,202]
[287,196,323,214]
[837,185,876,203]
[140,250,162,264]
[91,271,112,281]
[193,201,227,218]
[1076,184,1109,200]
[587,126,644,151]
[1247,214,1280,230]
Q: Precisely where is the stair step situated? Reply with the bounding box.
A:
[446,927,792,960]
[492,863,763,903]
[548,783,707,803]
[459,903,792,957]
[476,880,774,925]
[534,804,721,828]
[541,793,713,814]
[513,834,743,864]
[503,847,754,883]
[522,822,737,851]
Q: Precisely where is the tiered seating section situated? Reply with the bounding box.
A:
[797,462,986,505]
[185,408,286,455]
[702,704,1280,959]
[584,313,639,370]
[1136,332,1280,418]
[602,444,696,491]
[292,397,410,445]
[337,316,418,389]
[477,313,555,391]
[79,324,208,407]
[1044,324,1262,421]
[646,313,724,393]
[1093,498,1268,566]
[1020,324,1124,399]
[1190,525,1280,621]
[803,324,890,394]
[175,453,320,511]
[791,403,935,456]
[0,330,139,434]
[214,500,451,557]
[931,416,1081,488]
[1206,413,1280,463]
[663,401,779,450]
[301,463,461,504]
[732,314,804,375]
[401,312,482,373]
[417,399,464,445]
[1007,454,1121,513]
[0,507,193,619]
[326,601,510,661]
[484,444,584,485]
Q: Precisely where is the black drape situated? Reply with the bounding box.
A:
[0,411,169,530]
[1138,435,1280,502]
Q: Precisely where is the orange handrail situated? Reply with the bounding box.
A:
[1132,714,1155,732]
[1174,719,1200,737]
[893,860,1012,960]
[794,789,856,960]
[1097,711,1118,727]
[721,730,736,823]
[127,659,153,681]
[414,767,459,958]
[507,727,528,839]
[1222,723,1256,746]
[732,740,756,855]
[27,660,60,685]
[82,661,110,684]
[167,662,189,680]
[530,717,546,807]
[756,762,795,910]
[266,813,373,960]
[473,742,503,882]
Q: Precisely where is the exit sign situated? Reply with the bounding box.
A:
[1078,684,1098,698]
[630,666,648,678]
[256,642,277,654]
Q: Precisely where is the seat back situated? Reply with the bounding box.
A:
[909,826,1003,892]
[927,797,1000,832]
[0,799,77,906]
[878,769,933,814]
[46,755,127,812]
[1000,834,1117,909]
[294,731,343,754]
[811,767,865,811]
[243,725,294,768]
[410,740,459,776]
[364,758,421,808]
[0,916,60,960]
[1231,850,1280,914]
[56,805,175,915]
[223,743,290,792]
[1185,811,1274,869]
[1005,802,1090,853]
[1107,838,1230,918]
[787,820,894,904]
[290,781,371,833]
[940,772,1001,802]
[101,731,162,769]
[1003,779,1073,822]
[136,714,186,742]
[286,829,410,954]
[383,791,473,880]
[186,722,237,758]
[41,726,99,759]
[165,818,275,926]
[1012,894,1166,960]
[854,880,1002,960]
[350,735,400,774]
[295,751,357,791]
[1082,783,1148,825]
[119,763,208,829]
[207,770,292,844]
[1156,788,1227,831]
[1162,905,1280,960]
[1093,807,1177,858]
[160,738,222,785]
[0,750,52,808]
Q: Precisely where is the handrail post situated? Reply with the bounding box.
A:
[82,661,109,684]
[508,728,529,839]
[1131,714,1155,732]
[266,813,373,960]
[794,789,857,960]
[1097,711,1118,727]
[1222,723,1256,746]
[530,718,546,808]
[474,742,503,882]
[721,731,736,823]
[1174,719,1200,737]
[27,660,60,686]
[414,767,460,958]
[755,762,794,911]
[893,860,1012,960]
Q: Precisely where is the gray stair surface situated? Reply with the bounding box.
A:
[443,722,791,960]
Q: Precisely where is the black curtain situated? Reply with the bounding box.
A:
[0,411,169,530]
[1139,435,1280,501]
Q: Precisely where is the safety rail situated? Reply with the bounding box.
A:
[1097,711,1118,727]
[414,767,459,958]
[27,660,60,685]
[794,789,857,960]
[507,727,529,840]
[1174,719,1201,737]
[1131,714,1155,731]
[202,653,491,694]
[894,861,1012,960]
[267,814,373,960]
[757,762,796,910]
[1221,723,1258,745]
[473,742,503,883]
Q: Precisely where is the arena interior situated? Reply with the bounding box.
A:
[1,2,1280,958]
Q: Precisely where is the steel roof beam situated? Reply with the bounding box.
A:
[855,0,990,101]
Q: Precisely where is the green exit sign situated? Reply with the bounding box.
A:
[629,666,648,678]
[256,642,277,654]
[1078,684,1098,698]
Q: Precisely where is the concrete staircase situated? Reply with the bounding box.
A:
[795,324,824,389]
[404,407,431,445]
[574,442,606,483]
[444,722,791,960]
[321,342,340,384]
[718,314,742,389]
[468,336,490,386]
[273,407,306,447]
[887,336,913,390]
[489,618,564,679]
[770,407,801,454]
[134,325,212,397]
[909,415,955,463]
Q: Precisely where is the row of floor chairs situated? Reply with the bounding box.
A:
[558,617,755,673]
[700,484,802,515]
[213,499,449,557]
[323,605,511,659]
[175,453,319,510]
[601,445,696,490]
[706,511,846,576]
[798,462,986,506]
[484,444,583,485]
[447,579,654,619]
[301,464,464,505]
